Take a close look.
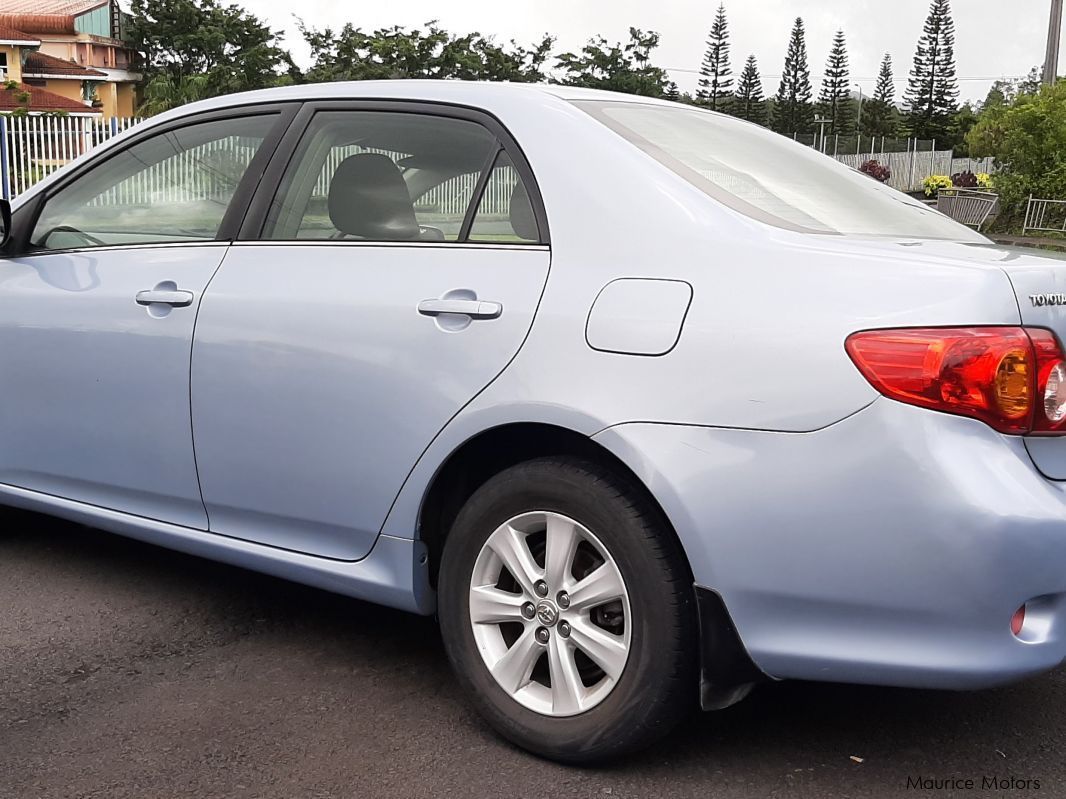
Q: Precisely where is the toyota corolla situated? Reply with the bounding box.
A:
[2,81,1065,763]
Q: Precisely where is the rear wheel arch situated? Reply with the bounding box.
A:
[417,422,693,589]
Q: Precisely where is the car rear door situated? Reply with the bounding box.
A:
[0,106,292,528]
[190,101,551,559]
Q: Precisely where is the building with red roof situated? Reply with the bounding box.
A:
[0,0,139,117]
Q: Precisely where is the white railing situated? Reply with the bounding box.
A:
[937,188,1000,231]
[835,151,995,193]
[1023,196,1066,235]
[0,115,142,198]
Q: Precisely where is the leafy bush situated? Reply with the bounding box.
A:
[923,175,954,197]
[951,170,979,188]
[860,159,891,183]
[966,80,1066,224]
[976,172,993,188]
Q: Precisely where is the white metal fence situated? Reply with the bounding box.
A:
[790,133,995,192]
[0,115,141,198]
[1,115,995,205]
[834,150,995,193]
[1023,196,1066,235]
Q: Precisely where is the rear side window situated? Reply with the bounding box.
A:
[576,100,986,242]
[262,110,543,244]
[31,114,276,250]
[468,151,540,243]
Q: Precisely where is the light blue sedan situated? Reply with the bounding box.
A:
[2,81,1066,763]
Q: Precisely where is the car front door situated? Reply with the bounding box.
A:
[190,103,551,559]
[0,108,291,528]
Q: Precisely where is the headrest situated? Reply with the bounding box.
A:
[509,180,539,241]
[327,153,419,240]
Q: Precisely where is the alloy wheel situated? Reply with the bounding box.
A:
[467,511,631,717]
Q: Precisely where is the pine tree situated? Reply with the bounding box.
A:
[665,81,681,101]
[817,30,853,135]
[772,17,814,135]
[874,53,895,104]
[904,0,959,141]
[733,54,766,124]
[862,53,898,137]
[697,4,733,111]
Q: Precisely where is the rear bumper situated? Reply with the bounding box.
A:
[595,399,1066,690]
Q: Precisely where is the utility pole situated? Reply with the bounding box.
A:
[814,116,830,153]
[854,83,863,134]
[1045,0,1063,85]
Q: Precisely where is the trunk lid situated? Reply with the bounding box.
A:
[991,245,1066,479]
[832,237,1066,479]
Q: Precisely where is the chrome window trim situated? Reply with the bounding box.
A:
[228,240,550,252]
[12,239,550,258]
[12,240,230,258]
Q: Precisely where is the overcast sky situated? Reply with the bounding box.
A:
[236,0,1055,102]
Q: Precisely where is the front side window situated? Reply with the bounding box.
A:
[263,110,538,243]
[576,100,986,241]
[31,114,276,251]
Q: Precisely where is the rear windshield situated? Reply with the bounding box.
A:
[574,100,986,242]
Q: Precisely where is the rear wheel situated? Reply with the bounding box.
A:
[438,456,696,763]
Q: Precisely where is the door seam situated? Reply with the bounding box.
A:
[187,244,236,530]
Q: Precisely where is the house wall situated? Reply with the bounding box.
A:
[35,39,138,118]
[0,45,23,81]
[114,81,134,117]
[98,81,117,117]
[38,37,132,71]
[42,79,84,103]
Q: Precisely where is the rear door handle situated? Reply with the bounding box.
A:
[136,289,194,308]
[417,299,502,319]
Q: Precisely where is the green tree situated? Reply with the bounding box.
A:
[665,81,681,101]
[555,28,668,97]
[697,4,732,111]
[733,54,766,124]
[127,0,293,112]
[983,67,1042,110]
[966,81,1066,221]
[904,0,959,141]
[949,102,981,155]
[817,29,853,135]
[299,20,553,83]
[862,53,899,137]
[772,17,814,135]
[137,73,211,115]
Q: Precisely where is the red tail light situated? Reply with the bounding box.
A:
[845,327,1066,435]
[1011,605,1026,637]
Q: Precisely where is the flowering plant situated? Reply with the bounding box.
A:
[923,175,954,197]
[860,160,891,183]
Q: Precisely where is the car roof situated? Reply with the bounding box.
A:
[149,80,679,126]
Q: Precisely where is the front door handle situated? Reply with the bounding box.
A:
[136,289,194,308]
[417,299,502,319]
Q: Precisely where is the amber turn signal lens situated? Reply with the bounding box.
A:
[993,349,1032,420]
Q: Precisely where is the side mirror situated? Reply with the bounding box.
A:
[0,198,10,250]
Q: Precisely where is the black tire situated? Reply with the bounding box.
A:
[438,456,696,764]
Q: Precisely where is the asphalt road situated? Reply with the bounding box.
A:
[2,508,1063,799]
